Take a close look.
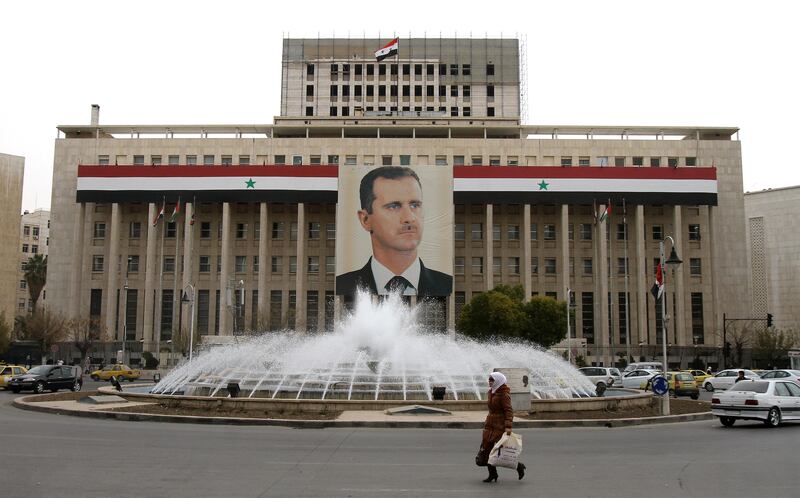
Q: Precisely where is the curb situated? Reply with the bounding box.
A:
[12,396,713,428]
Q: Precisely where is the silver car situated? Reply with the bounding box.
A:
[621,369,660,389]
[703,369,761,392]
[578,367,622,389]
[712,379,800,427]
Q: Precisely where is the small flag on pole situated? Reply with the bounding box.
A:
[598,199,612,223]
[375,38,399,61]
[169,198,181,223]
[152,202,165,227]
[650,263,664,300]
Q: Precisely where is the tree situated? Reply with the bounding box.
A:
[16,310,67,358]
[0,312,11,356]
[66,317,104,364]
[457,289,527,340]
[520,296,567,347]
[753,328,798,369]
[23,254,47,311]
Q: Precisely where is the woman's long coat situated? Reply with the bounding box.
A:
[481,384,513,450]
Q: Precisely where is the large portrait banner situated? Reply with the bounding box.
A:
[335,165,453,297]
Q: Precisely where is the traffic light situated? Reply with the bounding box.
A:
[767,313,773,328]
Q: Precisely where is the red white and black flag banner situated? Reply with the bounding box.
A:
[375,38,399,61]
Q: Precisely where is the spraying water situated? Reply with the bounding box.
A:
[153,291,596,400]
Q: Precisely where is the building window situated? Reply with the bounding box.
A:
[92,255,104,272]
[196,289,210,335]
[129,222,141,239]
[306,291,319,332]
[235,256,246,273]
[19,279,27,290]
[289,256,297,274]
[98,155,109,165]
[617,257,628,275]
[543,224,556,241]
[471,257,484,274]
[290,222,298,241]
[253,255,259,273]
[688,224,701,241]
[453,155,465,166]
[580,223,592,241]
[454,223,465,241]
[124,289,138,340]
[271,256,282,273]
[326,256,335,274]
[633,156,643,167]
[274,155,286,165]
[560,157,572,167]
[94,222,106,239]
[568,223,574,241]
[668,157,679,168]
[236,223,247,239]
[583,258,593,275]
[23,225,30,236]
[254,222,260,240]
[691,292,704,344]
[22,243,29,253]
[531,257,539,275]
[133,155,145,165]
[200,222,211,239]
[492,224,501,241]
[689,258,702,276]
[581,292,594,344]
[650,157,661,167]
[652,225,663,241]
[199,256,211,273]
[307,256,319,273]
[614,157,625,167]
[326,223,336,240]
[150,155,162,165]
[578,156,590,167]
[492,257,502,275]
[544,258,557,274]
[160,289,174,338]
[486,63,495,76]
[616,223,627,240]
[686,157,697,166]
[507,225,520,240]
[471,223,483,240]
[163,256,175,273]
[127,255,140,273]
[308,222,320,240]
[186,155,197,165]
[203,155,215,165]
[269,291,282,331]
[454,257,465,275]
[272,222,284,239]
[165,222,177,238]
[31,245,38,254]
[530,223,538,241]
[508,257,520,275]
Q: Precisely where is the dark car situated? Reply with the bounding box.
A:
[7,365,83,394]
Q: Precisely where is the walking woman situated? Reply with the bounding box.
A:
[480,372,525,482]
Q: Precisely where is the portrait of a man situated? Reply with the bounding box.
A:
[335,166,453,297]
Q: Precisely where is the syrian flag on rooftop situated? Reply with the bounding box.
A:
[650,263,664,300]
[375,38,399,61]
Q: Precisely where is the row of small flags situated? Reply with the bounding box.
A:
[152,198,195,227]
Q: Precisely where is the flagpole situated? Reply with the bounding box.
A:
[623,198,631,364]
[171,197,182,357]
[156,196,166,350]
[607,199,614,368]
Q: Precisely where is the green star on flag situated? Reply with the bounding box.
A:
[245,178,256,189]
[538,180,549,190]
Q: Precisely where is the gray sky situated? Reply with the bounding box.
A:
[1,0,798,212]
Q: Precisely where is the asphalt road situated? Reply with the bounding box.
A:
[1,386,797,498]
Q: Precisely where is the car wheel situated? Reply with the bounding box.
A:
[705,383,714,392]
[668,389,675,396]
[764,407,781,427]
[91,375,99,381]
[34,381,45,394]
[596,381,606,389]
[71,380,82,392]
[128,377,135,383]
[11,388,20,394]
[690,393,699,400]
[118,375,126,382]
[720,416,736,427]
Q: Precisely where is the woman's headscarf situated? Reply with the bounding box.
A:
[489,371,507,393]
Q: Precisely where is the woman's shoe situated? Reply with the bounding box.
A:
[517,462,526,480]
[483,465,499,482]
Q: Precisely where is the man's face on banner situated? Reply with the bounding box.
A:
[358,176,424,254]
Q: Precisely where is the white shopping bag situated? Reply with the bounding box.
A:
[487,432,522,469]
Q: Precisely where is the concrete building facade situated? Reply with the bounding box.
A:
[47,39,750,368]
[0,153,25,325]
[745,186,800,330]
[17,209,50,315]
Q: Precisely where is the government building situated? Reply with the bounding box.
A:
[47,38,749,368]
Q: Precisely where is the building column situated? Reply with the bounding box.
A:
[143,203,158,345]
[522,204,532,299]
[596,205,609,366]
[634,205,647,349]
[295,203,307,332]
[181,202,195,335]
[104,203,121,339]
[558,204,570,301]
[707,205,720,346]
[258,202,268,330]
[219,202,232,335]
[69,202,86,318]
[672,205,686,346]
[485,204,493,290]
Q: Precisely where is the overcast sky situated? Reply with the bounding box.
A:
[1,0,798,212]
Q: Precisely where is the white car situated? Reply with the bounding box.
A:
[578,367,622,389]
[711,379,800,427]
[703,369,761,392]
[759,369,800,384]
[623,362,664,374]
[621,369,660,389]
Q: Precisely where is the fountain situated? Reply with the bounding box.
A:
[152,291,597,401]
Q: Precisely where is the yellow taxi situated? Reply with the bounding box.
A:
[683,369,712,387]
[1,365,28,389]
[89,364,141,382]
[642,372,700,399]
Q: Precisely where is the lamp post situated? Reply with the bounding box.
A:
[659,235,682,415]
[181,284,195,363]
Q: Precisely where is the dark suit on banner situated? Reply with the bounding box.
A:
[336,257,452,297]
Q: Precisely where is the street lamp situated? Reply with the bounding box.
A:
[659,236,682,415]
[181,284,195,363]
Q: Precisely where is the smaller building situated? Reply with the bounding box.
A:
[0,153,25,325]
[745,186,800,330]
[17,209,50,315]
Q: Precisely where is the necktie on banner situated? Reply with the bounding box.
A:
[385,275,412,294]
